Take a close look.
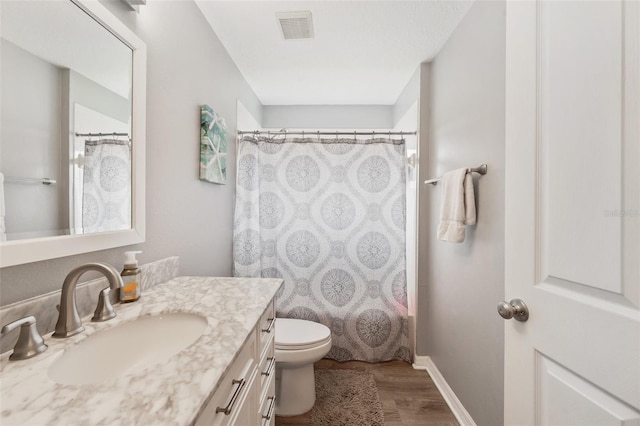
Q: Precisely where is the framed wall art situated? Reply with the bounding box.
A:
[200,105,227,184]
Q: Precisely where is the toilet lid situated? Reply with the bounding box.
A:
[275,318,331,348]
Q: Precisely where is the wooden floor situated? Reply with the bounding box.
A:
[276,360,459,426]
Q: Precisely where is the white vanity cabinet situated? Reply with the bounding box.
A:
[196,299,276,426]
[257,301,277,426]
[0,277,283,426]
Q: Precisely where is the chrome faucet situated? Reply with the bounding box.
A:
[53,262,123,338]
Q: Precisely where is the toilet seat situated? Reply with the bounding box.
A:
[275,318,331,350]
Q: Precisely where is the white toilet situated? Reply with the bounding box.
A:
[274,318,332,416]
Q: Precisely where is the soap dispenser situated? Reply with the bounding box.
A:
[120,251,142,303]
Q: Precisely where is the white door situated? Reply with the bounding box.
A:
[504,1,640,425]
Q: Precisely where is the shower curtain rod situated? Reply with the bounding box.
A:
[237,130,417,137]
[75,132,130,137]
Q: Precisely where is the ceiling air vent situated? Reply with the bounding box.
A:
[276,11,314,40]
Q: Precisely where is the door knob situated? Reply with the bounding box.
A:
[497,299,529,322]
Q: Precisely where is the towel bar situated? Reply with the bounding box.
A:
[4,176,56,185]
[424,164,487,186]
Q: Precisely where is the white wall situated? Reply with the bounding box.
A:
[392,100,418,357]
[0,0,262,306]
[392,65,421,328]
[237,101,262,133]
[262,105,392,130]
[417,1,506,425]
[393,103,418,315]
[1,40,65,239]
[66,69,130,124]
[392,66,420,127]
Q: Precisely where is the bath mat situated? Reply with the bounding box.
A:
[311,369,385,426]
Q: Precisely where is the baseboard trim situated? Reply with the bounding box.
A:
[412,356,477,426]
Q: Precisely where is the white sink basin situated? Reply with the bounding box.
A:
[48,312,208,385]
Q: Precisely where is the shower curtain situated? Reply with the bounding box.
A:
[233,136,410,362]
[82,139,131,234]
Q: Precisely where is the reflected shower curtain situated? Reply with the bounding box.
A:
[82,139,131,233]
[233,136,409,362]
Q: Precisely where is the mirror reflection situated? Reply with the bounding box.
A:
[0,0,133,241]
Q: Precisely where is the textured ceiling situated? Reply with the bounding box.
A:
[195,1,473,105]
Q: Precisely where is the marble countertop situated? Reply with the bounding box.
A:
[0,276,282,426]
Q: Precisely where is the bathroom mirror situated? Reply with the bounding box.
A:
[0,0,146,267]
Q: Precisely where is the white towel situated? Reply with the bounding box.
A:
[0,172,6,241]
[437,168,476,243]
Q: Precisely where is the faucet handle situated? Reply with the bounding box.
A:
[91,287,117,322]
[1,316,48,361]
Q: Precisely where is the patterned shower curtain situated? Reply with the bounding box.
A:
[233,136,409,362]
[82,139,131,234]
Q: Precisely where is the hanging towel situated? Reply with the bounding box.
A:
[0,172,6,241]
[437,168,476,243]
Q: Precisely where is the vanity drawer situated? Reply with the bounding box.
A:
[259,338,275,390]
[258,300,275,355]
[195,334,257,426]
[259,374,276,426]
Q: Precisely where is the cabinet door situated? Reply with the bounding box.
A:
[195,336,257,426]
[259,372,276,426]
[231,369,259,426]
[259,337,275,390]
[258,301,275,356]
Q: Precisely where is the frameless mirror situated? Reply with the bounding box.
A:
[0,0,146,267]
